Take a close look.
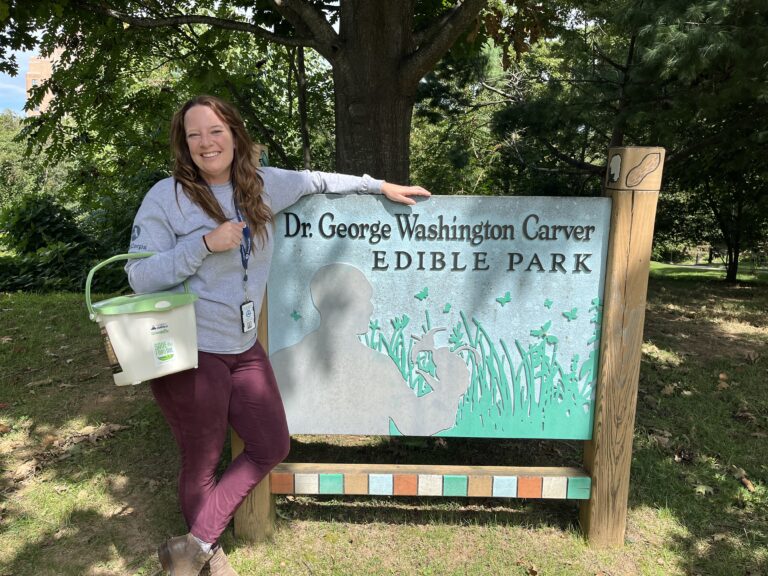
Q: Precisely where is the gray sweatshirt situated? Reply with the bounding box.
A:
[126,167,383,354]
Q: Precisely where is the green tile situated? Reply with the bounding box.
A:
[443,475,468,497]
[319,473,344,494]
[567,476,591,499]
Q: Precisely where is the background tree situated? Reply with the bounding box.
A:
[1,0,516,182]
[0,111,69,210]
[488,0,768,279]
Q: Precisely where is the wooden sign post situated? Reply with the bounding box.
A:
[580,146,664,546]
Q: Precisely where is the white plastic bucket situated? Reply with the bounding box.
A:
[86,253,199,386]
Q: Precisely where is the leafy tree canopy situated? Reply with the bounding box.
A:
[486,0,768,278]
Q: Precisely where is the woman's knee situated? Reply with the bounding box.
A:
[245,428,290,468]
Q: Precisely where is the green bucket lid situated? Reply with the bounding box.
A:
[85,253,198,320]
[92,290,197,316]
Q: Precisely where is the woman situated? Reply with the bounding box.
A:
[126,95,430,576]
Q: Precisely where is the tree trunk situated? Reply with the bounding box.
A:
[296,46,312,170]
[724,196,743,282]
[333,0,417,183]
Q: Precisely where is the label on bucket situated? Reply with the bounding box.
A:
[100,326,124,375]
[154,339,176,365]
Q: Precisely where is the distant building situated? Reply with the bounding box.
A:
[25,49,63,116]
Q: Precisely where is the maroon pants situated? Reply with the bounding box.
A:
[151,340,290,543]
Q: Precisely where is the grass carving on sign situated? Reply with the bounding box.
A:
[361,293,602,439]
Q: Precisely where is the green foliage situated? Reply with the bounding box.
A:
[652,240,690,264]
[0,111,69,210]
[0,195,98,291]
[483,0,768,275]
[0,194,92,254]
[0,241,95,292]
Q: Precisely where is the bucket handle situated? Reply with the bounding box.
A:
[85,252,191,319]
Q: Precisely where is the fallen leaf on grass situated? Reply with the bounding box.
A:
[26,378,53,388]
[732,466,747,479]
[12,459,38,481]
[733,406,757,423]
[740,477,756,492]
[694,484,714,496]
[716,381,730,391]
[681,390,694,397]
[515,561,538,576]
[732,467,756,493]
[661,384,676,396]
[650,432,671,447]
[0,402,8,409]
[719,372,729,381]
[0,336,12,344]
[41,434,58,448]
[674,448,694,463]
[649,429,672,448]
[0,424,10,434]
[745,351,760,364]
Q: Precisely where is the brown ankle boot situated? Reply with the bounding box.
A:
[157,533,214,576]
[208,546,239,576]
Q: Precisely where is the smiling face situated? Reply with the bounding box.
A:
[183,104,235,185]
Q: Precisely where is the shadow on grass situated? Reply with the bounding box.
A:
[276,493,579,530]
[0,293,188,575]
[1,278,766,575]
[0,396,184,575]
[626,276,768,575]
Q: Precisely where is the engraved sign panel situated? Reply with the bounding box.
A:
[268,195,611,439]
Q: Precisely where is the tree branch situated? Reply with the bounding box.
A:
[224,78,296,169]
[96,4,316,50]
[268,0,340,61]
[542,140,603,174]
[592,42,626,73]
[401,0,488,88]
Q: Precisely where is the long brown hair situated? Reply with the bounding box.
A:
[170,95,272,244]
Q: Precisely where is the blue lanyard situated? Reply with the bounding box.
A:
[234,200,252,284]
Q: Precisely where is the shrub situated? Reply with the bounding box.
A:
[0,195,93,255]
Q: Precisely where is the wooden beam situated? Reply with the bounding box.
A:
[580,147,664,547]
[274,462,588,477]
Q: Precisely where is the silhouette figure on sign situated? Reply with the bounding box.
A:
[270,263,468,436]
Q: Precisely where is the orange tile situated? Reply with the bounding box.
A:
[393,474,418,495]
[517,476,543,498]
[344,473,369,495]
[468,475,493,497]
[270,472,294,494]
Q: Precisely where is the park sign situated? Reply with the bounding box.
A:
[268,194,612,440]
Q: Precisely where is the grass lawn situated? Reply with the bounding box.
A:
[0,265,766,575]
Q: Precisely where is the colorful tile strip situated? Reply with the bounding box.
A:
[270,471,592,500]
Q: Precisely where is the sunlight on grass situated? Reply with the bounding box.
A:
[1,276,766,575]
[641,341,684,366]
[650,261,768,284]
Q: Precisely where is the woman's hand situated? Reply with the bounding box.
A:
[203,221,247,252]
[381,182,431,205]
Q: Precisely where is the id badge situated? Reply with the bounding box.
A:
[240,300,256,333]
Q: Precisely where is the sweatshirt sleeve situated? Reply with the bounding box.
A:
[124,195,210,294]
[263,167,385,214]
